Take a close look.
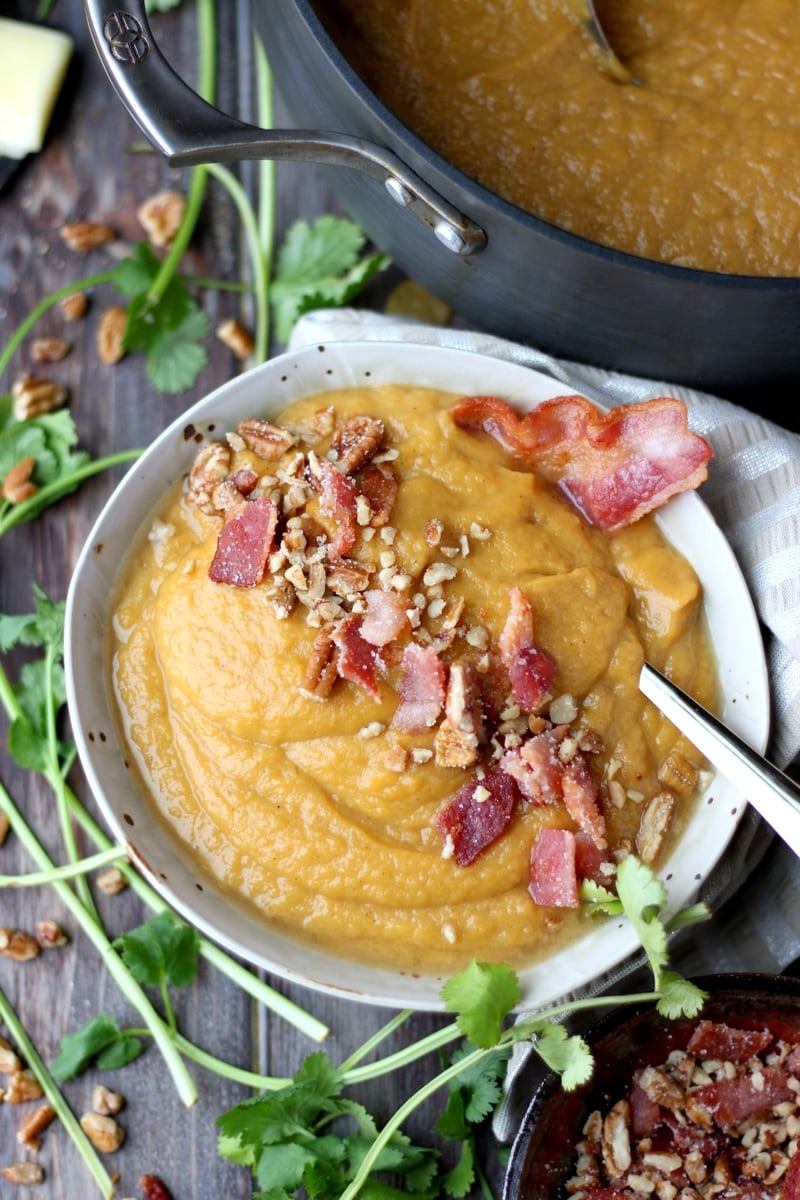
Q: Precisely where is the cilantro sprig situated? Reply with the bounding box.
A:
[217,872,708,1200]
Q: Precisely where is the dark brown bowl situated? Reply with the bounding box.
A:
[503,972,800,1200]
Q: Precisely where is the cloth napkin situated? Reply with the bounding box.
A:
[288,308,800,1137]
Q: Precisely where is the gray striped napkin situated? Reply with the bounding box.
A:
[288,309,800,1137]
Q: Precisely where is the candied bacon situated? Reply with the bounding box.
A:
[331,614,384,700]
[562,752,607,850]
[691,1064,793,1129]
[500,728,566,805]
[498,586,557,712]
[360,462,398,527]
[528,826,578,908]
[436,769,519,866]
[208,496,278,588]
[450,393,712,531]
[686,1020,773,1064]
[360,589,409,646]
[391,643,446,732]
[313,459,359,559]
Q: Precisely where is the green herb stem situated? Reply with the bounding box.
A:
[338,1009,414,1073]
[173,1033,289,1090]
[0,781,198,1107]
[206,162,270,363]
[0,983,116,1200]
[0,846,124,887]
[341,1020,461,1085]
[62,787,329,1041]
[0,449,142,537]
[0,271,117,381]
[255,33,275,352]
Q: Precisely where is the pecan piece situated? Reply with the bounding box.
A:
[96,867,127,895]
[0,929,40,962]
[80,1111,125,1152]
[35,919,68,949]
[5,1070,43,1103]
[0,1162,45,1185]
[60,220,116,252]
[217,318,255,360]
[2,458,37,505]
[11,375,68,420]
[330,414,385,473]
[635,790,676,864]
[326,559,373,598]
[92,1085,124,1116]
[237,418,296,461]
[136,189,186,248]
[301,623,339,699]
[17,1103,56,1149]
[97,305,127,365]
[0,1037,22,1075]
[657,750,700,795]
[187,442,232,514]
[31,336,70,363]
[59,290,88,320]
[601,1099,632,1179]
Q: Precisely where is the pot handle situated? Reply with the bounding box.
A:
[83,0,487,256]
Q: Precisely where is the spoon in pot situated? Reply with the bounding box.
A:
[639,662,800,860]
[563,0,637,84]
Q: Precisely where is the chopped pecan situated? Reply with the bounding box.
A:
[92,1085,124,1116]
[0,928,40,962]
[96,867,127,895]
[638,1065,685,1109]
[60,220,116,252]
[5,1070,44,1104]
[434,718,479,769]
[325,559,373,598]
[80,1111,125,1152]
[11,375,68,420]
[31,336,70,363]
[211,477,248,519]
[0,1037,22,1075]
[217,318,255,360]
[0,1162,45,1185]
[17,1104,56,1149]
[35,919,68,949]
[136,189,186,248]
[97,305,127,365]
[187,442,232,514]
[635,790,676,864]
[657,750,700,795]
[601,1099,632,1179]
[329,414,385,473]
[237,418,296,461]
[59,290,88,320]
[140,1175,174,1200]
[301,623,339,699]
[2,457,37,505]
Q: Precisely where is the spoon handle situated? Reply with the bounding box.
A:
[639,662,800,859]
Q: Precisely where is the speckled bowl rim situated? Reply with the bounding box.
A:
[64,340,770,1011]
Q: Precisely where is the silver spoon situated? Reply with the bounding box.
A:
[639,662,800,860]
[564,0,637,84]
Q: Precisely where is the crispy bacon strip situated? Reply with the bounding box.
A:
[314,459,359,560]
[331,614,383,700]
[208,497,278,588]
[391,643,446,732]
[436,768,519,866]
[529,827,579,908]
[451,394,712,531]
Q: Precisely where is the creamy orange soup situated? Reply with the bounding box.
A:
[110,385,717,976]
[315,0,800,276]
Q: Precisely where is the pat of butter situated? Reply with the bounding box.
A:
[0,18,73,160]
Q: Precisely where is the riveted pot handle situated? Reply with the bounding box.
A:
[83,0,487,255]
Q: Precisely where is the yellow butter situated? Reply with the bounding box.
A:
[0,18,73,159]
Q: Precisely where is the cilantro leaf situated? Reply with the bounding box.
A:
[95,1035,145,1071]
[656,970,708,1020]
[114,910,200,989]
[441,960,520,1047]
[0,410,89,509]
[271,216,391,342]
[531,1023,593,1091]
[441,1140,474,1198]
[52,1013,130,1082]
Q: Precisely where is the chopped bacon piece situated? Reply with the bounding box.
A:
[391,643,446,732]
[450,394,712,531]
[500,727,566,804]
[686,1021,773,1064]
[529,827,578,908]
[331,614,383,700]
[691,1064,793,1129]
[208,497,278,588]
[562,752,607,850]
[498,586,557,712]
[436,768,519,866]
[231,467,259,496]
[360,589,409,647]
[574,829,614,885]
[629,1073,663,1138]
[314,459,359,560]
[360,463,398,527]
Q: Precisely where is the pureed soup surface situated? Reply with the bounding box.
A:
[314,0,800,276]
[110,385,717,976]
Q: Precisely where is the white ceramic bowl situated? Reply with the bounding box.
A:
[65,341,769,1011]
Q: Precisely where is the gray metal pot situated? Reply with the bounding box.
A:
[84,0,800,418]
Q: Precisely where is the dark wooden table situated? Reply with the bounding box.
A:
[0,3,462,1198]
